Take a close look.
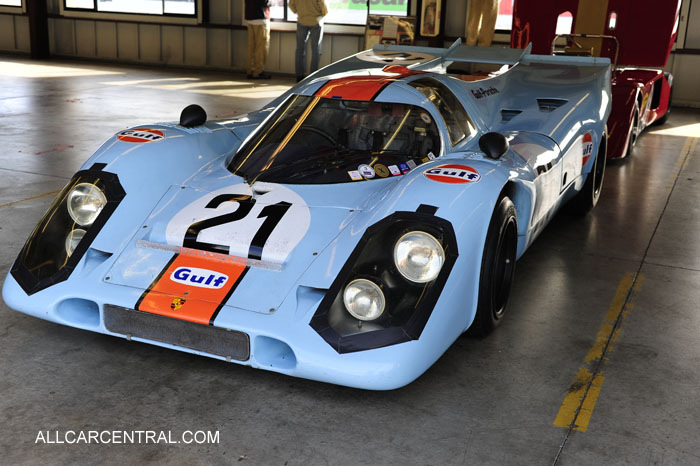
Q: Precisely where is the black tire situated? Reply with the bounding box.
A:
[625,108,639,158]
[572,134,606,214]
[468,195,518,337]
[656,89,672,125]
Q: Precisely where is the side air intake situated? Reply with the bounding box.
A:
[537,98,568,112]
[501,109,522,122]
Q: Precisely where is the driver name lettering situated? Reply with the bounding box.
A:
[470,87,500,99]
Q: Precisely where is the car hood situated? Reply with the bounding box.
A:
[105,174,399,317]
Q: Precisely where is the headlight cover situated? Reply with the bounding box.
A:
[394,231,445,283]
[11,166,125,295]
[310,208,458,353]
[343,279,385,321]
[67,183,107,226]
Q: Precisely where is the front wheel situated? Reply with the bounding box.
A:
[468,195,518,337]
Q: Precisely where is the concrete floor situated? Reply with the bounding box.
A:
[1,55,699,466]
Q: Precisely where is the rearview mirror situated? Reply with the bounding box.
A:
[478,132,509,160]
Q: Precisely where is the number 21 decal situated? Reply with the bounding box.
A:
[166,183,311,264]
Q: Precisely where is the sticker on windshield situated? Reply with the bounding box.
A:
[420,113,432,124]
[388,165,401,176]
[406,160,417,170]
[424,164,481,184]
[348,170,362,181]
[399,163,410,174]
[374,164,390,178]
[358,164,375,179]
[427,152,436,160]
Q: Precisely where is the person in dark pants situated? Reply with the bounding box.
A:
[245,0,272,79]
[289,0,328,82]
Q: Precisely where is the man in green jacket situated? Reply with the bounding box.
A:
[289,0,328,82]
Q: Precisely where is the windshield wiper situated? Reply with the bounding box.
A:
[243,148,414,183]
[244,147,351,183]
[277,151,415,182]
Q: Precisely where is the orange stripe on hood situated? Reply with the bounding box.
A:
[136,253,248,326]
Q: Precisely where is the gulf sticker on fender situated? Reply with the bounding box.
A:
[582,132,594,166]
[117,128,165,143]
[424,164,481,184]
[136,253,248,326]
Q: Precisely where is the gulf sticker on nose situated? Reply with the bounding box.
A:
[582,132,594,166]
[424,164,481,184]
[117,128,165,143]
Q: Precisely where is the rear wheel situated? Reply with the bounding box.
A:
[572,135,606,214]
[625,108,639,158]
[656,89,672,125]
[468,195,517,337]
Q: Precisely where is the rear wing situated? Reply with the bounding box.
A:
[266,40,611,130]
[344,38,610,73]
[374,39,533,68]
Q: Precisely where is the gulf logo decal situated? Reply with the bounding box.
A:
[170,267,228,289]
[424,164,481,184]
[582,132,594,166]
[137,254,247,326]
[117,128,165,143]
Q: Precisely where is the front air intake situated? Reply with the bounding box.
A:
[104,305,250,361]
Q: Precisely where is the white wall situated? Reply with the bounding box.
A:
[0,0,699,106]
[669,0,700,107]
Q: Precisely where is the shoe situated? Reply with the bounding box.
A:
[253,72,272,80]
[246,74,254,79]
[296,75,305,83]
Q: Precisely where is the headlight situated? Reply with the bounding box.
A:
[343,279,385,321]
[67,183,107,226]
[65,229,86,256]
[393,231,445,283]
[11,169,126,296]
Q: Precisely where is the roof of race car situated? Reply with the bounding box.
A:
[311,66,427,101]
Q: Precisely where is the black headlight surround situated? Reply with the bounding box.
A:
[11,166,125,296]
[310,208,458,354]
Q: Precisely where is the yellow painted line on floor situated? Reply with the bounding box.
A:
[553,273,643,432]
[0,190,61,210]
[667,137,697,189]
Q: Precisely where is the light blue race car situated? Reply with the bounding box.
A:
[3,41,611,390]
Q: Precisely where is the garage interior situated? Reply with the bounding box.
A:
[2,0,700,465]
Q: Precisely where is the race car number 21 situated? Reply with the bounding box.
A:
[165,183,311,265]
[184,195,290,260]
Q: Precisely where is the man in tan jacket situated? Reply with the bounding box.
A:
[289,0,328,82]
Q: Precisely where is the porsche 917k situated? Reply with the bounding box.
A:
[3,41,611,389]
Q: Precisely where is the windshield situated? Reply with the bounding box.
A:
[228,95,442,184]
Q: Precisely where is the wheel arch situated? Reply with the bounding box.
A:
[499,180,532,257]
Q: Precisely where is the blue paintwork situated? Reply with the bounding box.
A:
[2,42,611,390]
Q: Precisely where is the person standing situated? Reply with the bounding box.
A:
[466,0,498,47]
[245,0,272,79]
[289,0,328,82]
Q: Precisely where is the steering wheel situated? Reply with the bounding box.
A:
[297,127,336,146]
